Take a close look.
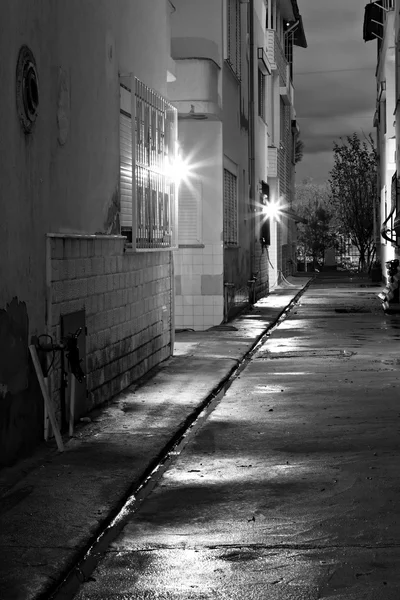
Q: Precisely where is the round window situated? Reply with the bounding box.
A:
[16,45,39,133]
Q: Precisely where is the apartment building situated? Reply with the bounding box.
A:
[363,0,400,312]
[0,0,178,466]
[169,0,306,330]
[264,0,307,287]
[364,0,400,278]
[0,0,306,466]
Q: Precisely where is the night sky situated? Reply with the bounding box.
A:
[294,0,378,184]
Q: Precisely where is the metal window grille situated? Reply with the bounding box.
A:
[223,169,238,246]
[383,0,394,10]
[227,0,241,80]
[391,172,400,246]
[258,69,266,120]
[120,78,177,249]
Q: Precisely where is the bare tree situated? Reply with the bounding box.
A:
[328,133,377,271]
[294,180,334,269]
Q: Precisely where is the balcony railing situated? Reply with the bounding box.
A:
[268,146,278,177]
[381,172,400,246]
[266,29,287,87]
[167,58,221,119]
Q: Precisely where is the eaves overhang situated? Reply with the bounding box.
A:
[280,0,296,20]
[289,0,307,48]
[363,1,384,42]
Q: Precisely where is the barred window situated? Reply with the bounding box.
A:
[223,169,238,246]
[227,0,241,80]
[258,69,266,120]
[383,0,394,9]
[119,78,177,250]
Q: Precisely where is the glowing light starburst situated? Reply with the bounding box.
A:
[257,196,286,222]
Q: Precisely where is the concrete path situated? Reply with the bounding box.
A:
[72,273,400,600]
[0,276,310,600]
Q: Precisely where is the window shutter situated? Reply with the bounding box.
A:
[120,111,133,229]
[178,180,202,244]
[223,169,238,246]
[227,0,241,80]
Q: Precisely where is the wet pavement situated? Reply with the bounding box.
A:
[72,272,400,600]
[0,275,310,600]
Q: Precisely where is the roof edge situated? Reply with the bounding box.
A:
[290,0,308,48]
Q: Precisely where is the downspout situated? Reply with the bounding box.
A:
[249,0,256,285]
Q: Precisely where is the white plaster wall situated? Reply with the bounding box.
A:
[254,3,269,184]
[379,18,397,269]
[170,0,223,67]
[174,120,224,330]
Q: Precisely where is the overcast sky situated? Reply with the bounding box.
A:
[293,0,377,184]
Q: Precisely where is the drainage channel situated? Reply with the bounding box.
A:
[44,280,312,600]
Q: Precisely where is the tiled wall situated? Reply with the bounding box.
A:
[47,234,172,425]
[174,244,224,330]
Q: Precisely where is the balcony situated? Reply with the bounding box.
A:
[268,146,278,177]
[167,58,221,120]
[266,29,288,87]
[280,72,294,106]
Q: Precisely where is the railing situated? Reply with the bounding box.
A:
[268,146,278,177]
[381,172,400,246]
[382,0,394,10]
[266,29,287,86]
[135,79,177,249]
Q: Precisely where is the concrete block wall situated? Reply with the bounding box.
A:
[47,234,172,425]
[174,244,224,330]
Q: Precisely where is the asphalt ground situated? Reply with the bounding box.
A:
[71,272,400,599]
[0,275,312,600]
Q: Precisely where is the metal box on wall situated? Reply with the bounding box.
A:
[60,310,87,429]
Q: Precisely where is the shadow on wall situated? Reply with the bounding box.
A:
[0,298,43,467]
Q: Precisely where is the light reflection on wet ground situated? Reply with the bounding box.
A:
[75,276,400,600]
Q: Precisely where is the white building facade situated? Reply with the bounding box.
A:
[364,0,400,277]
[169,0,306,330]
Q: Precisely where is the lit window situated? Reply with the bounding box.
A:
[119,78,178,249]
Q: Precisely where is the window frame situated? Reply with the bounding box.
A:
[119,75,178,252]
[258,68,266,121]
[223,167,239,248]
[226,0,242,81]
[178,179,203,246]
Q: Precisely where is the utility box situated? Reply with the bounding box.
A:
[60,310,87,429]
